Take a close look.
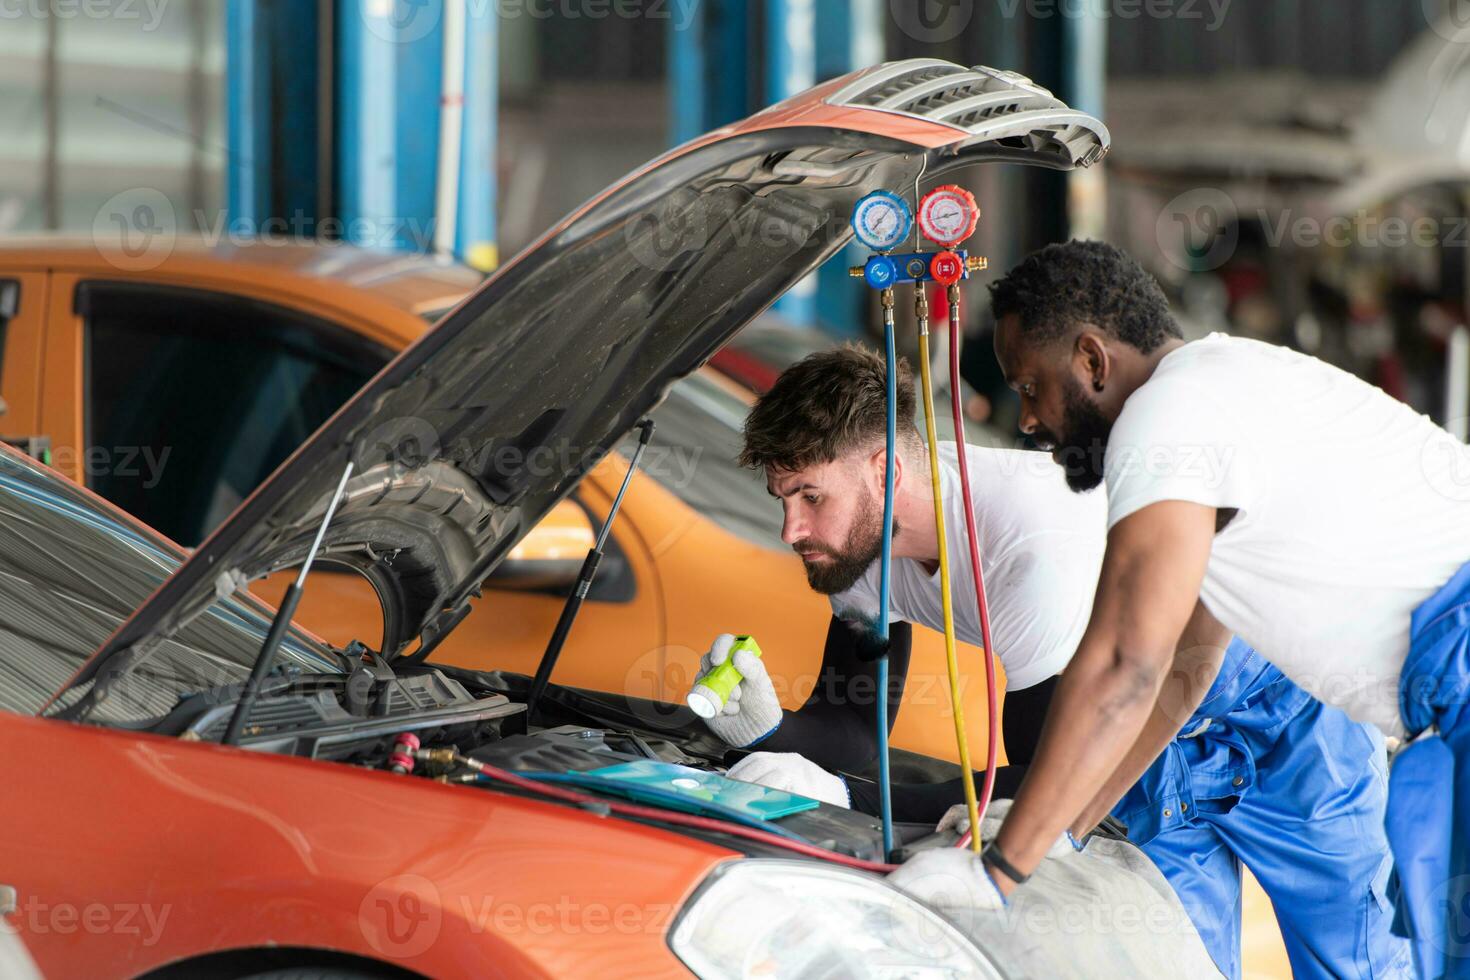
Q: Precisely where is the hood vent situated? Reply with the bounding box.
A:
[826,59,1108,168]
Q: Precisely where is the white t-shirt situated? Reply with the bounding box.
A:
[832,442,1107,691]
[1106,333,1470,737]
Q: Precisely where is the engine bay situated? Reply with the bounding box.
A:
[156,658,934,865]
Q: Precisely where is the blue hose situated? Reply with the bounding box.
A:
[876,315,897,859]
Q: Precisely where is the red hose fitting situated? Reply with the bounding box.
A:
[388,732,422,774]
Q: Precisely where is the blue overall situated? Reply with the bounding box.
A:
[1387,558,1470,980]
[1114,638,1413,979]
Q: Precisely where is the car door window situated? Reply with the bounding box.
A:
[630,373,786,550]
[80,283,391,546]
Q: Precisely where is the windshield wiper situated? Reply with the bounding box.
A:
[223,461,355,745]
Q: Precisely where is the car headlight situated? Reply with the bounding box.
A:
[669,859,1005,979]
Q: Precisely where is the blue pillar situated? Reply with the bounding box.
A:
[814,0,882,337]
[457,4,498,271]
[668,0,706,145]
[226,0,318,229]
[1061,2,1106,239]
[337,0,442,252]
[1062,2,1107,120]
[767,0,817,325]
[668,0,750,145]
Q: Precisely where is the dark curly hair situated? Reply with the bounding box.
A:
[988,240,1180,353]
[740,344,921,471]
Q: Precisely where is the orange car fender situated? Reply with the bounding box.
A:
[0,713,731,979]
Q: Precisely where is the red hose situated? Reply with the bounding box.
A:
[462,755,900,873]
[946,287,1001,849]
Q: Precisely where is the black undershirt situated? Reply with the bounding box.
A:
[741,614,1058,824]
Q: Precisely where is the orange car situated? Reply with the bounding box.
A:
[0,234,993,770]
[1,59,1285,977]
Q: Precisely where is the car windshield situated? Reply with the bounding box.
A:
[632,373,786,550]
[0,451,341,721]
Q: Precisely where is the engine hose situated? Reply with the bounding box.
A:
[875,288,898,861]
[945,284,1001,851]
[915,286,982,853]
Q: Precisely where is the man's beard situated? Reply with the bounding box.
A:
[794,490,889,595]
[1036,375,1113,493]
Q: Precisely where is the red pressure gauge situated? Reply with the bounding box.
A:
[917,185,980,247]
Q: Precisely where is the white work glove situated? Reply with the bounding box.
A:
[726,751,850,808]
[935,798,1085,857]
[690,633,782,747]
[887,847,1006,928]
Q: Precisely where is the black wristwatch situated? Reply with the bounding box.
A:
[980,841,1030,886]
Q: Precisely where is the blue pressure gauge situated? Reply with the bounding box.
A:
[851,191,913,252]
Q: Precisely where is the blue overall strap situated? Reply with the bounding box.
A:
[1389,558,1470,979]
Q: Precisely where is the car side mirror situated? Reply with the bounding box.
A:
[486,498,596,592]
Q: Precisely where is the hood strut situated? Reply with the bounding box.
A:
[524,419,655,727]
[223,460,356,745]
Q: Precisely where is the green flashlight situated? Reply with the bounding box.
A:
[687,635,763,719]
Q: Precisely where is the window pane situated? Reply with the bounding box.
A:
[630,373,786,551]
[83,283,389,546]
[0,449,338,719]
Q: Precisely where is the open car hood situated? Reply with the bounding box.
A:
[65,60,1107,688]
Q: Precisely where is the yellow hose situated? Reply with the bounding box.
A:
[916,318,982,852]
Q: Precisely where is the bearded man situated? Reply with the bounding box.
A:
[688,343,1409,979]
